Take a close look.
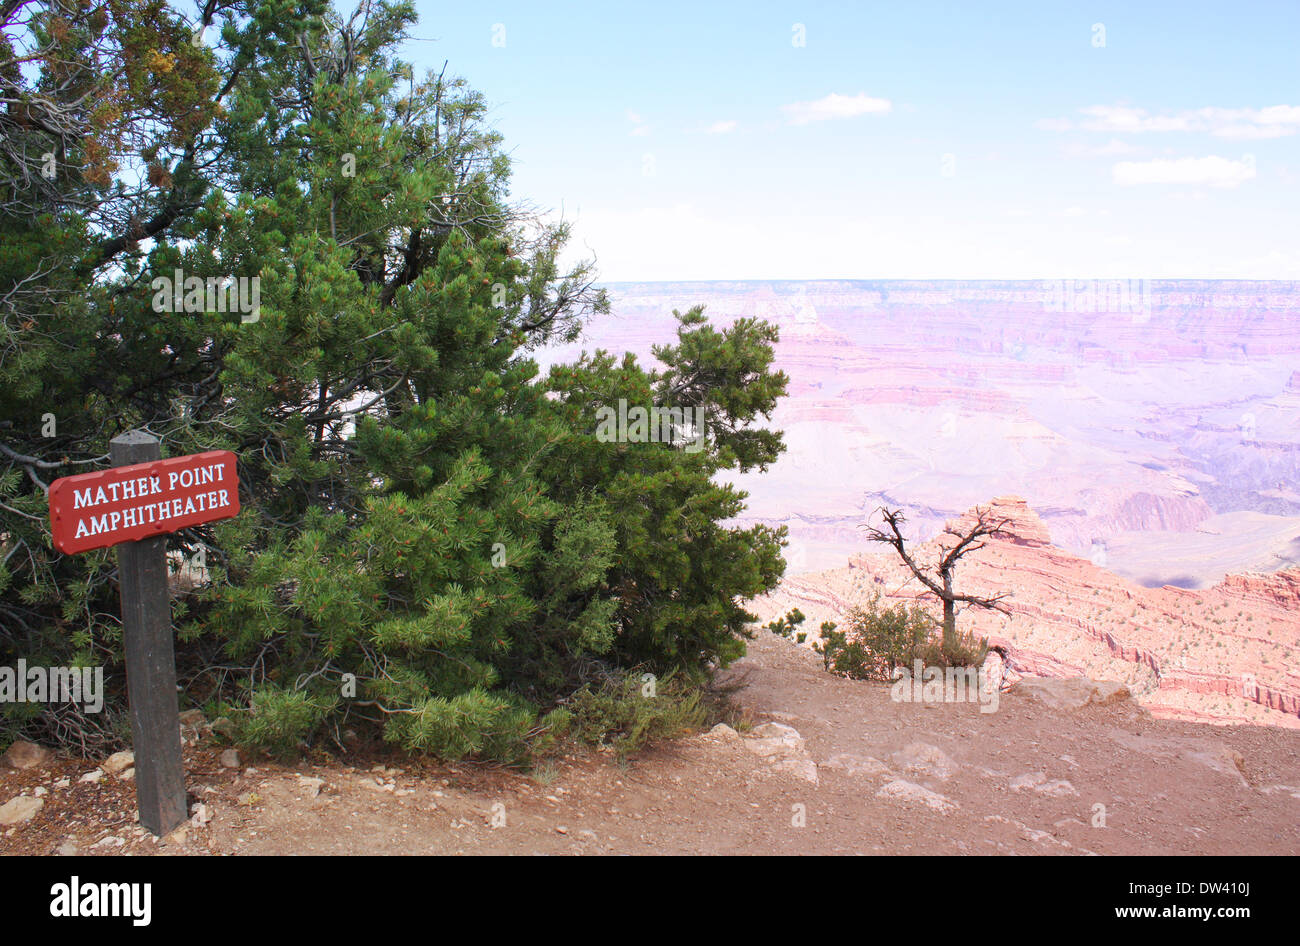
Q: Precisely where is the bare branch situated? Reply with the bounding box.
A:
[862,506,1014,640]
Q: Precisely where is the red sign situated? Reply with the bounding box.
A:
[49,450,239,554]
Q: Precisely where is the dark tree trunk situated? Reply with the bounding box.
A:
[941,568,956,652]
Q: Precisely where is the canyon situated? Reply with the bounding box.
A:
[749,495,1300,730]
[547,279,1300,587]
[544,279,1300,729]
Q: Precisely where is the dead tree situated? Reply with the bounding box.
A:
[862,506,1013,653]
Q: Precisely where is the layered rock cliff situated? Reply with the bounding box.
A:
[751,496,1300,730]
[543,279,1300,588]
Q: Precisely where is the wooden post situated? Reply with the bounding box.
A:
[109,431,187,836]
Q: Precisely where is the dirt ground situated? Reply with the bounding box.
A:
[3,632,1299,856]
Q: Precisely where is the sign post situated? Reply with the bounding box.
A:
[108,432,186,836]
[48,433,240,836]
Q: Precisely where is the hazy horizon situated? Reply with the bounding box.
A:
[545,278,1300,588]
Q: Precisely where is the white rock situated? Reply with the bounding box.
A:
[889,742,957,781]
[772,757,820,784]
[0,795,44,825]
[1262,784,1300,799]
[820,753,892,778]
[102,750,134,776]
[219,748,241,768]
[1039,780,1077,797]
[746,722,805,752]
[298,776,325,797]
[876,780,958,813]
[78,768,103,784]
[1011,676,1130,711]
[1009,772,1078,796]
[707,723,742,742]
[2,741,53,770]
[743,722,806,760]
[742,722,819,783]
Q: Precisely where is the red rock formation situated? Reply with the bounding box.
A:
[951,495,1054,548]
[543,279,1300,589]
[752,496,1300,730]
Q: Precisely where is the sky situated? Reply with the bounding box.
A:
[403,1,1300,281]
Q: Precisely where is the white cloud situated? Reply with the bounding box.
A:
[552,201,1295,280]
[1112,155,1257,188]
[781,92,891,125]
[1063,206,1087,217]
[1080,105,1195,133]
[1251,104,1300,129]
[1040,104,1300,140]
[627,110,649,136]
[1192,105,1300,139]
[705,120,738,135]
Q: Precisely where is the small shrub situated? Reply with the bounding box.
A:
[815,593,933,680]
[815,593,987,680]
[922,628,989,669]
[559,670,706,759]
[237,687,339,761]
[765,608,806,638]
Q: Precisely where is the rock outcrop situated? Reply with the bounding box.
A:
[741,722,819,784]
[2,741,53,771]
[953,496,1053,548]
[1010,677,1132,711]
[0,795,44,825]
[875,780,958,813]
[888,742,957,781]
[752,496,1300,730]
[101,751,134,777]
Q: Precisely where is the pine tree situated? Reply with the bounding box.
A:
[1,1,790,762]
